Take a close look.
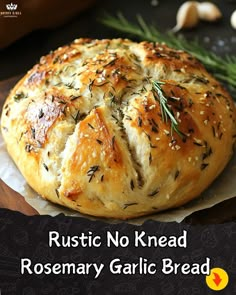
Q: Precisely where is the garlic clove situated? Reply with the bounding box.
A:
[231,10,236,30]
[197,2,222,22]
[173,1,199,32]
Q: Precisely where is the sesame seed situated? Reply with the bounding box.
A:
[156,137,160,141]
[195,156,199,161]
[40,57,46,64]
[200,111,205,115]
[171,96,181,101]
[204,120,208,125]
[188,157,192,162]
[164,129,170,135]
[149,104,156,110]
[193,138,202,144]
[175,145,181,150]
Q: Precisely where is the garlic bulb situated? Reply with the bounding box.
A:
[197,2,222,22]
[173,1,199,32]
[231,10,236,30]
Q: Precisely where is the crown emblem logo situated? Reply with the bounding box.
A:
[6,3,17,11]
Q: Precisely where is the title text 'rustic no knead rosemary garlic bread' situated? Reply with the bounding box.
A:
[1,38,236,219]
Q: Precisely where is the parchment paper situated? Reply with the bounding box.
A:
[0,132,235,224]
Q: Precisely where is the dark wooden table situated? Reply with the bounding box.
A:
[0,0,235,223]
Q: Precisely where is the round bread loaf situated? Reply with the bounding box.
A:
[1,38,236,219]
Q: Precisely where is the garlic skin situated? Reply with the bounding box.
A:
[173,1,199,32]
[231,10,236,30]
[197,2,222,22]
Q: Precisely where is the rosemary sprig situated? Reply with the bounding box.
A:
[101,13,236,95]
[152,80,183,138]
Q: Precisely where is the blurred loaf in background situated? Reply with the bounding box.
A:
[0,0,96,49]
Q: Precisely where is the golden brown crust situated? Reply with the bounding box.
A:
[1,38,236,219]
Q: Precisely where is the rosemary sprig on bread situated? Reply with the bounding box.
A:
[151,80,183,139]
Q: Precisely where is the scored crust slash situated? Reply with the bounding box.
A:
[1,38,236,219]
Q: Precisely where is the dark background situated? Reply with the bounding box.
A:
[0,0,236,80]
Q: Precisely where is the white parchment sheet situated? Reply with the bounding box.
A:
[0,132,235,224]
